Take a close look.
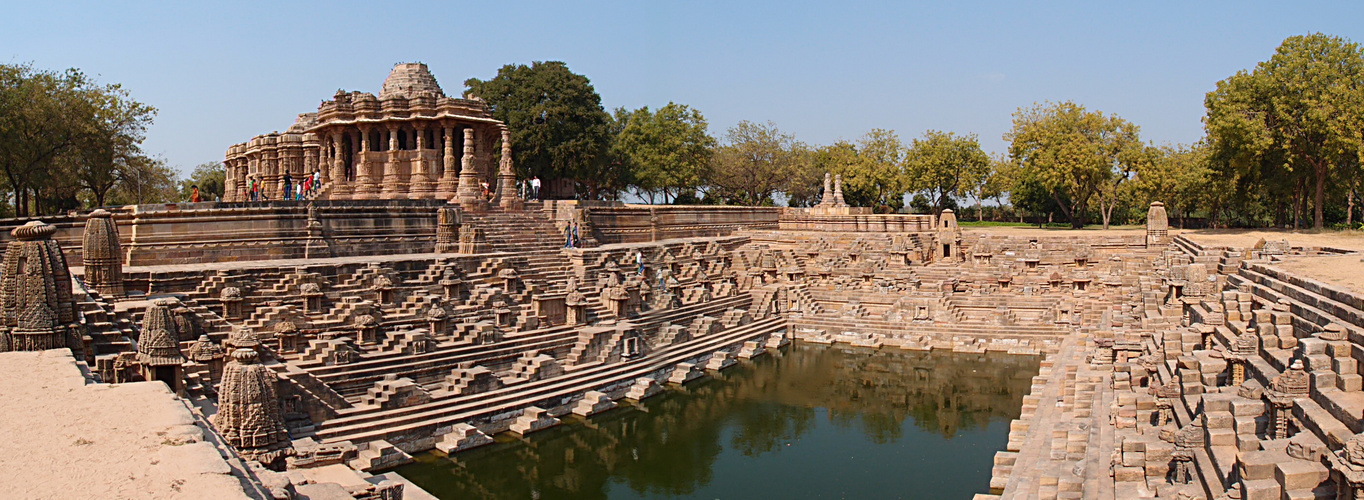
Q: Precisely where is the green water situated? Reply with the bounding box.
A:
[396,343,1040,500]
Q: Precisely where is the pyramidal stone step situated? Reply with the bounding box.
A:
[508,406,560,435]
[434,423,494,454]
[571,391,619,417]
[624,377,664,401]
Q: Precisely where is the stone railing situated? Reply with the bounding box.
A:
[0,200,448,266]
[585,205,782,244]
[778,210,937,232]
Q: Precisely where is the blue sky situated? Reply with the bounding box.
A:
[1,1,1361,175]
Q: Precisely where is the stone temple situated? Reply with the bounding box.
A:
[4,66,1364,499]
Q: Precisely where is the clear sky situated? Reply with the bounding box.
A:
[1,1,1360,175]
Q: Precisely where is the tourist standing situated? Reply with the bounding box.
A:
[636,250,644,275]
[564,223,572,249]
[282,172,293,201]
[190,185,201,203]
[572,222,580,248]
[531,176,541,200]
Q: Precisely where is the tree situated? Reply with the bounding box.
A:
[791,141,858,207]
[179,161,226,201]
[612,103,716,204]
[465,61,613,199]
[73,80,157,208]
[841,129,908,213]
[905,130,991,216]
[0,63,157,214]
[706,121,804,206]
[110,155,178,206]
[1205,33,1364,229]
[1004,101,1141,229]
[1126,143,1212,228]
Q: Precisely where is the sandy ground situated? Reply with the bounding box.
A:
[961,225,1364,251]
[0,350,254,500]
[1272,254,1364,295]
[962,226,1146,238]
[1176,228,1364,252]
[963,225,1364,295]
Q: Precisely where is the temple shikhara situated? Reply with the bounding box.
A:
[6,64,1364,500]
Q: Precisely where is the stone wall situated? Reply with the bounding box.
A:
[778,211,936,232]
[586,205,782,244]
[0,200,447,266]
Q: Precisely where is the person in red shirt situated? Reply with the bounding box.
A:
[190,185,202,203]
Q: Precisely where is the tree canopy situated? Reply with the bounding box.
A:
[1205,33,1364,229]
[0,63,160,216]
[465,61,613,198]
[612,103,716,204]
[905,130,991,216]
[707,121,805,206]
[1004,101,1141,228]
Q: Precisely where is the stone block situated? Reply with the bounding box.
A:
[1240,478,1280,500]
[1203,393,1234,413]
[1340,373,1363,392]
[1144,441,1173,464]
[1333,356,1358,374]
[1207,427,1236,447]
[1306,354,1332,371]
[1299,338,1327,356]
[1234,416,1259,436]
[1122,438,1145,453]
[1311,370,1337,392]
[1239,450,1282,480]
[1278,335,1298,350]
[1231,398,1265,417]
[1203,411,1234,429]
[1113,466,1144,482]
[1275,460,1327,491]
[1121,451,1145,467]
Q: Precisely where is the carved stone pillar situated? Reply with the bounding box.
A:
[223,160,237,202]
[455,127,485,209]
[436,126,459,199]
[318,137,331,185]
[330,131,349,198]
[264,148,284,201]
[304,144,319,181]
[496,128,521,209]
[410,123,434,198]
[354,126,378,199]
[381,125,402,197]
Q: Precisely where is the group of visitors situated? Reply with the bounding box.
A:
[243,171,323,202]
[522,176,541,200]
[563,221,582,249]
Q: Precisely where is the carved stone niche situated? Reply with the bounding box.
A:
[427,305,450,337]
[371,274,395,305]
[221,286,245,320]
[300,282,324,313]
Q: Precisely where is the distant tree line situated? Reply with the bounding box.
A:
[0,63,224,217]
[6,33,1361,229]
[470,33,1364,229]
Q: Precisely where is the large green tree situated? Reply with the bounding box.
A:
[1205,33,1364,229]
[0,63,159,215]
[905,130,991,216]
[841,129,908,213]
[1004,101,1141,229]
[706,121,805,206]
[465,61,613,199]
[612,103,716,204]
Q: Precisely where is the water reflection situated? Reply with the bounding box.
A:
[397,343,1039,500]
